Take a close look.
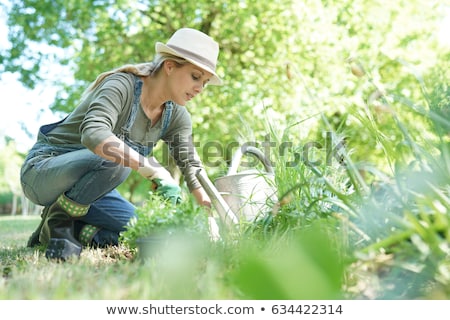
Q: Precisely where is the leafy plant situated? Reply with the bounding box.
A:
[119,192,210,250]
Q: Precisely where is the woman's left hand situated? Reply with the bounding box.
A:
[191,187,212,208]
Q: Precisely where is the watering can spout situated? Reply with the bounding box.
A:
[195,169,239,226]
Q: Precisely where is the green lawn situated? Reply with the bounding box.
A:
[0,215,40,247]
[0,214,346,300]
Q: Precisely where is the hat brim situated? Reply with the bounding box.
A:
[156,42,222,86]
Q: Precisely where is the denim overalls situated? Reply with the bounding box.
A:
[20,75,173,245]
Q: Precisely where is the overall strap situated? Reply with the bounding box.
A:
[159,101,174,139]
[119,75,143,137]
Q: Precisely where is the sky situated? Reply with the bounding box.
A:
[0,4,449,154]
[0,73,60,153]
[0,9,60,153]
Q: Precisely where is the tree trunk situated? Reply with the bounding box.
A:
[11,194,18,215]
[21,193,28,216]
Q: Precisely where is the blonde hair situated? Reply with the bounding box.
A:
[83,53,188,96]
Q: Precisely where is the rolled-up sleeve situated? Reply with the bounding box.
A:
[162,107,203,191]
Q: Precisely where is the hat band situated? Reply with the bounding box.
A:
[167,44,216,72]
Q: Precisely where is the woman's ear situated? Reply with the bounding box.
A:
[163,60,175,75]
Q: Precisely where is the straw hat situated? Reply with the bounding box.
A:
[155,28,222,85]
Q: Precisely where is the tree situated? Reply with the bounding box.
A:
[1,0,448,199]
[0,138,30,214]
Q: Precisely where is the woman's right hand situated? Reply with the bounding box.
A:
[151,178,182,205]
[137,156,177,185]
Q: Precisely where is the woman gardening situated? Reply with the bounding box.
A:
[20,28,222,260]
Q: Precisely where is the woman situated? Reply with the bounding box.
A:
[20,28,222,260]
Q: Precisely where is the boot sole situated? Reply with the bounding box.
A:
[45,238,82,261]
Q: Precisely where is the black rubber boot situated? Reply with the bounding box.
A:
[39,194,90,261]
[27,206,50,248]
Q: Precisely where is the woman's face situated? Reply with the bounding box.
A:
[166,61,212,106]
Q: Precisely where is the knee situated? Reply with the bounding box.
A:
[105,164,132,185]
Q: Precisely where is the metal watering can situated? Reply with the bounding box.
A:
[196,145,277,227]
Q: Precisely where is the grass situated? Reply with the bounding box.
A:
[0,215,38,247]
[0,215,227,300]
[0,214,345,300]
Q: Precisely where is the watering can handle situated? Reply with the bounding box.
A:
[228,145,274,175]
[195,169,239,227]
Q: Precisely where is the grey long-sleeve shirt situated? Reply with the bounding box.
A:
[45,72,203,191]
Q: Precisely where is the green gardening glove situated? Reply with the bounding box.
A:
[152,178,182,205]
